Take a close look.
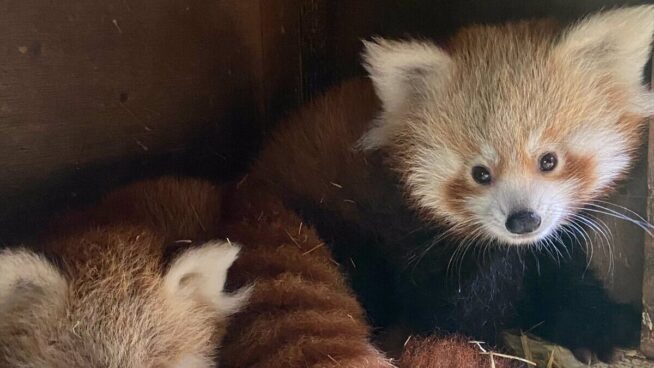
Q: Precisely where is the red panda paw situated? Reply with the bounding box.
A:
[572,347,624,365]
[571,348,593,365]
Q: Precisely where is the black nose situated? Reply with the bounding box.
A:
[505,210,541,234]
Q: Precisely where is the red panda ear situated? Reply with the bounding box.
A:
[555,6,654,91]
[360,38,452,149]
[163,241,251,316]
[0,248,67,307]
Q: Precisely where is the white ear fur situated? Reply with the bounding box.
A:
[556,5,654,89]
[0,248,67,305]
[164,241,250,316]
[360,38,452,150]
[363,38,452,114]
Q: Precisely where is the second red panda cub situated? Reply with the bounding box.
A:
[0,179,250,368]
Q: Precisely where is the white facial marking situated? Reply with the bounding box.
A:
[567,124,630,193]
[407,146,462,212]
[479,144,499,166]
[472,178,575,245]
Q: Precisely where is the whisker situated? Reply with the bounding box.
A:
[593,199,650,225]
[568,204,654,236]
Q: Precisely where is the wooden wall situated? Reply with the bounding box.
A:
[0,0,310,242]
[0,0,260,187]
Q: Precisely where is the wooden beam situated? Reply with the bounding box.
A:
[641,52,654,358]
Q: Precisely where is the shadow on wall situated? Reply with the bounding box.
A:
[319,0,654,89]
[0,0,265,244]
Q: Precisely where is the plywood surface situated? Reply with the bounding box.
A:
[0,0,265,190]
[0,0,308,243]
[641,64,654,357]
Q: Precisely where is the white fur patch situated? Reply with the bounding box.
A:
[406,146,462,213]
[0,248,67,306]
[556,5,654,89]
[477,178,575,245]
[632,90,654,116]
[172,354,214,368]
[360,38,452,149]
[478,144,500,167]
[566,124,631,193]
[164,241,251,317]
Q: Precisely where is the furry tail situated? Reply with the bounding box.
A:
[398,336,526,368]
[217,180,394,367]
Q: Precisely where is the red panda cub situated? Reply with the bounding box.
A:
[0,178,250,368]
[248,5,654,364]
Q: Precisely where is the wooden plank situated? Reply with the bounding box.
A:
[315,1,380,88]
[259,0,304,126]
[0,0,264,191]
[590,157,647,307]
[298,0,330,99]
[0,0,266,242]
[641,52,654,358]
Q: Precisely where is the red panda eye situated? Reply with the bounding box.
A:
[539,152,558,172]
[472,166,492,185]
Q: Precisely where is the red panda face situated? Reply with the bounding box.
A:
[361,7,654,246]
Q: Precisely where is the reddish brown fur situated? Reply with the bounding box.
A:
[443,174,483,220]
[250,78,395,228]
[398,336,524,368]
[0,178,237,367]
[43,176,394,367]
[553,153,597,198]
[216,177,393,367]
